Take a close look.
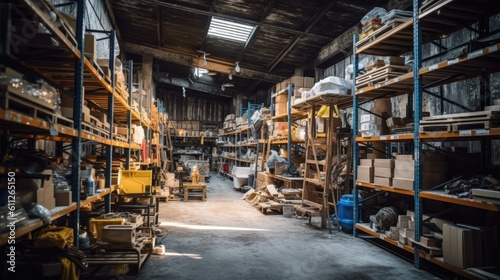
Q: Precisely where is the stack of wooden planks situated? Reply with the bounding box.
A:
[420,110,500,132]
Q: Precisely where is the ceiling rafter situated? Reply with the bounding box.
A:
[200,0,219,52]
[122,42,286,83]
[138,0,333,40]
[157,6,162,48]
[222,0,279,92]
[268,0,336,71]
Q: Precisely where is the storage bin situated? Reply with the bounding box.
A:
[337,194,362,233]
[102,225,136,244]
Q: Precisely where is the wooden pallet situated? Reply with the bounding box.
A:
[420,111,500,132]
[82,121,109,138]
[356,18,410,49]
[422,111,500,122]
[452,120,500,131]
[114,134,128,143]
[1,88,55,118]
[420,123,451,132]
[53,115,74,128]
[257,201,282,214]
[356,65,411,89]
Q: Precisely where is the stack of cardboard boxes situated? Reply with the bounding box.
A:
[373,159,394,186]
[357,152,447,190]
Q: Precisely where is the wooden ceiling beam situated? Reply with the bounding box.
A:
[122,42,286,83]
[268,0,335,71]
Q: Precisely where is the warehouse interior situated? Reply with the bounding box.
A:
[1,0,500,279]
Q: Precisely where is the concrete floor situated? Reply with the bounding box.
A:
[133,173,441,280]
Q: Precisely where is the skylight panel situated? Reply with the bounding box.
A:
[208,17,254,43]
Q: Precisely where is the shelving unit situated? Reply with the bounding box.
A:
[217,102,262,178]
[352,0,500,277]
[0,0,163,250]
[292,91,351,229]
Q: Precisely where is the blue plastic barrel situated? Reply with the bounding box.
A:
[337,194,362,233]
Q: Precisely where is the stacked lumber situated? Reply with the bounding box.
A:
[420,110,500,132]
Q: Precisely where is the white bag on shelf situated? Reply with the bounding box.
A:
[310,76,352,97]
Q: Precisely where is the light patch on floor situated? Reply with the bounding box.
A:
[160,221,270,232]
[162,252,203,260]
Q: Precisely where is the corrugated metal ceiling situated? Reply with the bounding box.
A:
[108,0,392,97]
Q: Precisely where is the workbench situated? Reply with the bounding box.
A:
[183,183,207,201]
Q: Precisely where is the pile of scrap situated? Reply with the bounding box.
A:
[241,184,302,215]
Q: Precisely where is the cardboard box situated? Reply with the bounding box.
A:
[394,168,414,180]
[442,223,482,269]
[374,167,393,178]
[55,191,73,206]
[45,198,56,210]
[357,166,373,183]
[420,236,442,248]
[394,154,414,160]
[84,33,97,59]
[373,176,392,186]
[397,215,412,229]
[61,105,91,123]
[373,159,395,168]
[359,159,373,167]
[395,159,414,170]
[392,178,413,191]
[360,114,379,123]
[399,228,415,239]
[275,101,287,116]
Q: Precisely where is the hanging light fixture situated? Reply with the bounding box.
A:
[229,73,233,80]
[235,61,240,73]
[197,50,210,66]
[221,84,225,91]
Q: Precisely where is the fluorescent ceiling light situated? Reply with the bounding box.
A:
[195,67,209,77]
[208,17,254,43]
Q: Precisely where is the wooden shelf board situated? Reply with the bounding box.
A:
[356,128,500,143]
[356,181,414,196]
[266,173,304,182]
[0,187,113,247]
[420,190,499,212]
[355,223,415,254]
[0,109,140,149]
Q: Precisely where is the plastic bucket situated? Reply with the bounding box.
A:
[337,194,362,233]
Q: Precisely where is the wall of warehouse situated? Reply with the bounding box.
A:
[157,89,231,125]
[55,0,119,58]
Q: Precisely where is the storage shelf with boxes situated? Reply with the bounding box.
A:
[352,1,500,277]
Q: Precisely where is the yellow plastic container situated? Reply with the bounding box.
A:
[118,170,153,194]
[88,218,125,241]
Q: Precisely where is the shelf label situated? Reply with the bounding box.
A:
[397,242,404,248]
[380,235,385,241]
[488,45,498,54]
[429,64,438,71]
[393,77,399,83]
[379,136,386,140]
[468,49,483,59]
[448,58,459,65]
[475,129,489,136]
[459,130,472,136]
[390,135,399,140]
